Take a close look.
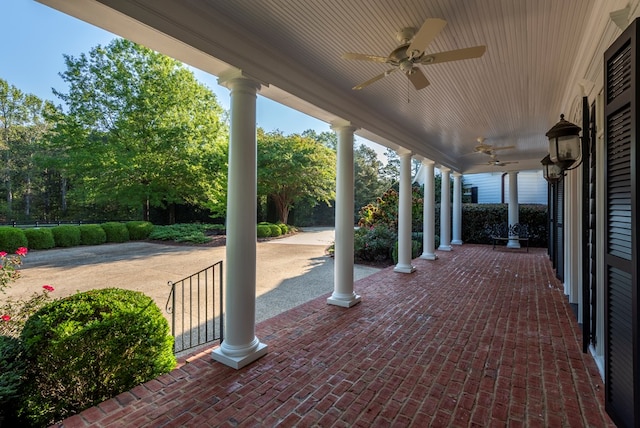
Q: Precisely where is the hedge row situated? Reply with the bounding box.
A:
[461,204,548,247]
[0,221,154,252]
[257,222,289,238]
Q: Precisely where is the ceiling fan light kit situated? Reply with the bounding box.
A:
[343,18,486,90]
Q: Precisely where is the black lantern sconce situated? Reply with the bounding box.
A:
[541,114,583,182]
[541,154,563,183]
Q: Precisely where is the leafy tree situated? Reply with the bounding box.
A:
[380,148,400,186]
[0,80,27,218]
[354,143,386,215]
[301,129,337,150]
[50,39,229,221]
[257,129,336,224]
[379,147,421,190]
[0,80,54,220]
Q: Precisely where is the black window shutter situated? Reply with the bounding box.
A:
[603,17,639,428]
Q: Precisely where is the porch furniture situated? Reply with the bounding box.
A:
[487,223,529,252]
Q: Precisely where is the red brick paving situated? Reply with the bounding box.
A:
[53,245,614,427]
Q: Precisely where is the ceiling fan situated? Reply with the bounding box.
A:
[487,153,518,167]
[342,18,486,90]
[474,137,515,155]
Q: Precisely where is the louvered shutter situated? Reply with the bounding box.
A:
[555,181,564,281]
[603,18,639,427]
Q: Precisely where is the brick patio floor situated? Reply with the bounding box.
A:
[55,244,614,427]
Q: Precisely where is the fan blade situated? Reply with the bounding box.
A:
[492,145,515,151]
[342,52,388,63]
[407,18,447,59]
[353,68,397,90]
[407,68,430,90]
[419,45,487,65]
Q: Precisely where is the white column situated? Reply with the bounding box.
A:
[438,167,452,251]
[327,121,361,307]
[507,171,521,249]
[212,73,267,369]
[451,172,463,245]
[420,160,437,260]
[394,150,416,273]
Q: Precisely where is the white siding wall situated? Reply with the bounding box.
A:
[464,171,547,204]
[413,167,548,205]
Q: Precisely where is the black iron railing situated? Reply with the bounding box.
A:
[165,261,223,354]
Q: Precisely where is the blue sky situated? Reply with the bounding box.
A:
[2,0,342,138]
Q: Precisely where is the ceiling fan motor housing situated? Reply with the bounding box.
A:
[396,27,416,44]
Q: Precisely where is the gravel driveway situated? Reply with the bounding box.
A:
[6,228,380,324]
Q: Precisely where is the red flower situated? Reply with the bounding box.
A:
[0,251,6,258]
[1,315,10,322]
[42,285,55,292]
[15,247,28,257]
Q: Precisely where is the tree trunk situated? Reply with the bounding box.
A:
[25,175,31,218]
[143,197,150,221]
[5,178,12,218]
[169,203,176,224]
[61,177,67,213]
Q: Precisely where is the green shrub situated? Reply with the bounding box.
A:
[0,227,28,253]
[354,225,396,262]
[79,224,107,246]
[126,221,154,240]
[101,222,130,243]
[18,288,175,427]
[269,224,282,237]
[257,224,272,238]
[205,224,226,235]
[51,225,81,248]
[278,224,288,234]
[0,335,27,423]
[461,203,547,247]
[23,228,55,250]
[149,224,210,244]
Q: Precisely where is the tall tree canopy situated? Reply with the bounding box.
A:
[0,79,54,220]
[354,143,386,215]
[50,39,229,220]
[257,129,336,224]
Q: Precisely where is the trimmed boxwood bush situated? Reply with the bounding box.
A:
[269,224,282,237]
[126,221,154,240]
[51,225,81,248]
[0,227,28,253]
[101,222,130,243]
[18,288,175,427]
[257,224,271,238]
[79,224,107,246]
[23,228,55,250]
[278,223,288,234]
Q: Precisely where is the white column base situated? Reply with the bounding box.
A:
[212,341,268,370]
[420,252,438,260]
[451,240,463,245]
[507,239,521,249]
[438,245,452,251]
[327,292,362,308]
[393,263,416,273]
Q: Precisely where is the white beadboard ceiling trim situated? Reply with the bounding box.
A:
[39,0,636,173]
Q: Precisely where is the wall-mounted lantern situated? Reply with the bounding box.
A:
[545,114,582,171]
[541,154,563,183]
